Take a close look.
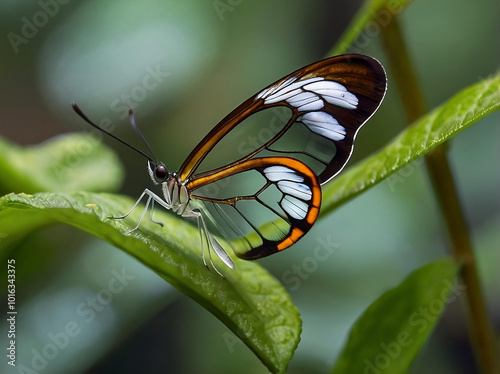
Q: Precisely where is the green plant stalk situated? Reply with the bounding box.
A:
[380,12,499,374]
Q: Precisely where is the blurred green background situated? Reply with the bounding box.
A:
[0,0,498,373]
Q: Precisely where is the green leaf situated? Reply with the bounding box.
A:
[331,259,462,374]
[0,191,300,374]
[0,133,124,194]
[329,0,412,56]
[321,72,500,217]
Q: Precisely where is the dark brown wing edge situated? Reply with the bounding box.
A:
[313,55,387,184]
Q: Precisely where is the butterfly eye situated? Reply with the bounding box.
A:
[154,164,168,183]
[147,161,168,184]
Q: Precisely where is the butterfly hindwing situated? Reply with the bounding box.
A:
[186,157,321,259]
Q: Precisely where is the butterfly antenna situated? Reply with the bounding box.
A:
[128,108,159,165]
[71,102,154,163]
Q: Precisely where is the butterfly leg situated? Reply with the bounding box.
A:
[187,209,223,276]
[181,207,235,274]
[111,189,170,235]
[194,212,212,272]
[199,213,235,271]
[149,200,164,227]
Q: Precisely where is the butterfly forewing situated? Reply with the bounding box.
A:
[178,54,386,184]
[179,54,386,259]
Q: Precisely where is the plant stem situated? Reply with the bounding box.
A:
[379,11,499,374]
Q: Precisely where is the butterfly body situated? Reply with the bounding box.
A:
[73,54,387,271]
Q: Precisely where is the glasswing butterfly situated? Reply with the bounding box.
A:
[73,54,387,274]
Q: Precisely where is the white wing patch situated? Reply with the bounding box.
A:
[263,166,312,220]
[260,77,322,103]
[300,112,346,141]
[257,76,359,111]
[277,180,312,200]
[256,76,298,100]
[256,75,355,142]
[282,195,309,220]
[263,166,304,182]
[303,80,358,109]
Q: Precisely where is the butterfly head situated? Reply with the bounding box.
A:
[148,161,169,185]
